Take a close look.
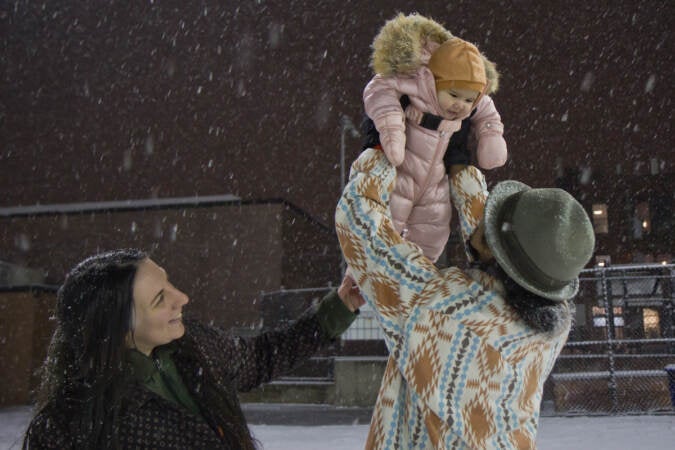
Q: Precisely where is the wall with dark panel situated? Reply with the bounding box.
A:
[1,1,672,286]
[0,200,338,329]
[0,290,55,406]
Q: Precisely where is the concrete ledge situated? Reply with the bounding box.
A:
[242,403,373,425]
[239,381,335,404]
[239,356,389,407]
[334,356,387,407]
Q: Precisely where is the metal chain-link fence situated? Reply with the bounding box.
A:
[260,264,675,414]
[550,264,675,414]
[260,286,387,341]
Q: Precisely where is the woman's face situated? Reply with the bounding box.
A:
[129,258,189,355]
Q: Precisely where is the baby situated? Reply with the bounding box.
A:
[362,13,507,261]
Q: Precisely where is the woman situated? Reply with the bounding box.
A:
[23,249,362,449]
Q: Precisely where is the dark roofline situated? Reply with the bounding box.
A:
[273,198,331,233]
[0,196,331,232]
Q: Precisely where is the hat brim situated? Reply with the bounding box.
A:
[484,180,579,302]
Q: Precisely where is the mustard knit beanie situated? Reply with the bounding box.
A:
[428,38,487,96]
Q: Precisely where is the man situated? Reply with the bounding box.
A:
[336,149,594,449]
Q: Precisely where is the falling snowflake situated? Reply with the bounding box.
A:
[644,75,656,93]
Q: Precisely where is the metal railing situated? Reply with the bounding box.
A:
[259,264,675,414]
[260,286,385,341]
[550,264,675,414]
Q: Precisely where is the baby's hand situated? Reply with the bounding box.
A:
[476,122,507,169]
[374,112,406,166]
[381,129,406,166]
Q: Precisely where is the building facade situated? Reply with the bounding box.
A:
[1,1,672,321]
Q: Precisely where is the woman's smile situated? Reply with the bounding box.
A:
[169,313,183,324]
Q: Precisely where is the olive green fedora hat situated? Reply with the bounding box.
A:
[484,180,595,302]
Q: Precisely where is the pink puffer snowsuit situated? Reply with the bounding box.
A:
[363,14,507,261]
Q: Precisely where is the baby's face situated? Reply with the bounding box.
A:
[437,87,479,120]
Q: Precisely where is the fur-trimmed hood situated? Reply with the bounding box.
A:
[370,13,500,94]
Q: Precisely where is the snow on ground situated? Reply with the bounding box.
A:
[1,405,673,449]
[249,417,675,450]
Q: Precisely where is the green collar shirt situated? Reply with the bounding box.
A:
[127,347,203,418]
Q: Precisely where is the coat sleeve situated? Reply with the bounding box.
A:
[335,149,481,348]
[23,409,75,449]
[449,165,489,262]
[363,74,406,124]
[470,95,508,169]
[189,290,356,392]
[363,74,409,166]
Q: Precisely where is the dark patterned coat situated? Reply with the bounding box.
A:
[24,292,355,449]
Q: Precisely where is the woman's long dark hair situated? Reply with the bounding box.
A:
[25,249,259,449]
[26,249,147,449]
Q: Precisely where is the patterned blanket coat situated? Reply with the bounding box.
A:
[335,149,571,449]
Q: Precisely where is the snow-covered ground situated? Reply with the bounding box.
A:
[1,405,673,449]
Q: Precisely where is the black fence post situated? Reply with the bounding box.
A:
[600,267,619,413]
[664,266,675,354]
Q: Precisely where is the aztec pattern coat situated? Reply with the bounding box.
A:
[23,292,355,449]
[363,13,507,261]
[336,149,571,449]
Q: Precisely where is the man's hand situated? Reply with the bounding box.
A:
[469,219,494,262]
[337,273,366,312]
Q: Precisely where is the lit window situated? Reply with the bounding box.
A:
[633,202,651,238]
[592,203,608,234]
[656,253,672,265]
[595,255,611,267]
[592,306,624,327]
[643,308,660,338]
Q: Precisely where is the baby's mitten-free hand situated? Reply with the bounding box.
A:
[374,112,406,167]
[476,121,507,169]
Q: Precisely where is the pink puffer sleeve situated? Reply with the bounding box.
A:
[471,95,508,169]
[363,75,407,166]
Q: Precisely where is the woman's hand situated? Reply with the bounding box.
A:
[337,273,366,312]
